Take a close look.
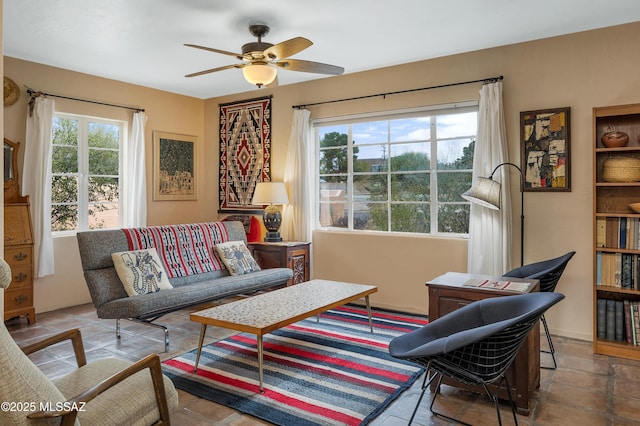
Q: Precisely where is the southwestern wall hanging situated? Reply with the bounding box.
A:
[219,96,272,212]
[520,107,571,192]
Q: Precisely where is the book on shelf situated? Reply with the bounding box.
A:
[625,300,633,344]
[596,217,606,248]
[597,298,606,339]
[606,217,618,248]
[620,218,627,249]
[600,216,640,250]
[606,299,616,340]
[615,300,624,341]
[634,303,640,345]
[631,302,637,344]
[595,252,640,290]
[597,298,640,346]
[622,254,633,289]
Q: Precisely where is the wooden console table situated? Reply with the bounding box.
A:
[426,272,540,415]
[248,241,310,286]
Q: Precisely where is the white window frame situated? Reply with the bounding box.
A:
[51,112,126,235]
[313,101,478,237]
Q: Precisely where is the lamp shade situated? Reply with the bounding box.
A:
[462,177,501,210]
[242,63,277,87]
[252,182,289,205]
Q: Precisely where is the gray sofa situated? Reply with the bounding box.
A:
[76,221,292,350]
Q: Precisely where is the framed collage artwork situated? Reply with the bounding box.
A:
[520,107,571,192]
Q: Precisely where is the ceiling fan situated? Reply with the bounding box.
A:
[184,24,344,87]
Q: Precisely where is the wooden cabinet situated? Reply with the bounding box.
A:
[4,138,35,324]
[426,272,540,415]
[248,242,310,286]
[593,103,640,361]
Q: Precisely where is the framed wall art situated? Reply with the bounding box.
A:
[153,131,197,201]
[520,107,571,192]
[219,96,272,212]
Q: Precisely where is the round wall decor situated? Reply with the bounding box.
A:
[4,76,20,106]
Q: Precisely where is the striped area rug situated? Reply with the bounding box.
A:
[162,305,427,425]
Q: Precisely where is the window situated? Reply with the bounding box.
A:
[315,103,477,235]
[51,113,124,232]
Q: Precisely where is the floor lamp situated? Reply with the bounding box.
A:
[462,162,525,266]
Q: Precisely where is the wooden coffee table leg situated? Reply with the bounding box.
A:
[257,334,264,393]
[193,324,207,372]
[366,295,374,333]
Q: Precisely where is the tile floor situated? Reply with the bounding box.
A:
[6,300,640,425]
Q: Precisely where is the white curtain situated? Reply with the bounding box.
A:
[23,96,55,278]
[122,111,147,227]
[281,109,314,242]
[467,81,512,275]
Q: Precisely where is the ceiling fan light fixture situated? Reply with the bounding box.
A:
[242,63,277,87]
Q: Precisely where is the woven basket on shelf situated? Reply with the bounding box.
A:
[603,157,640,182]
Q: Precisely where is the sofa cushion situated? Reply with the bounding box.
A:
[95,268,293,319]
[122,223,228,278]
[222,214,261,242]
[112,248,173,297]
[215,241,261,275]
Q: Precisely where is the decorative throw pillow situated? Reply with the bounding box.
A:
[111,248,173,297]
[215,241,261,275]
[247,216,261,242]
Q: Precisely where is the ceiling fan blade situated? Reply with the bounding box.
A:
[184,44,243,60]
[275,59,344,75]
[263,37,312,60]
[185,64,244,78]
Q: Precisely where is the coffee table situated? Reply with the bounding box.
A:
[190,279,378,392]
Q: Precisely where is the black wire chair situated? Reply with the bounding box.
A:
[389,292,565,425]
[503,251,575,369]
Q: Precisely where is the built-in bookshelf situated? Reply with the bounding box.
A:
[594,103,640,361]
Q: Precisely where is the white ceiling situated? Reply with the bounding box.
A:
[4,0,640,99]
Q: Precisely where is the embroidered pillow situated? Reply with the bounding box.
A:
[214,241,261,275]
[111,248,173,297]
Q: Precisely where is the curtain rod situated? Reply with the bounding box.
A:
[26,86,145,113]
[291,75,503,109]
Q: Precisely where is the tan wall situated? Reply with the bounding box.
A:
[3,57,208,312]
[4,22,640,341]
[209,22,640,341]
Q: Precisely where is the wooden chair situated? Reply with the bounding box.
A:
[0,320,178,425]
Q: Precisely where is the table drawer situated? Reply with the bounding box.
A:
[5,246,33,266]
[4,288,33,311]
[7,264,32,289]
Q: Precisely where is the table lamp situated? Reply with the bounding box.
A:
[462,162,525,266]
[252,182,289,242]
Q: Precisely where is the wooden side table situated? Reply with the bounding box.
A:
[426,272,540,415]
[248,242,311,286]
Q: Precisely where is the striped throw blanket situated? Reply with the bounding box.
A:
[123,222,228,278]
